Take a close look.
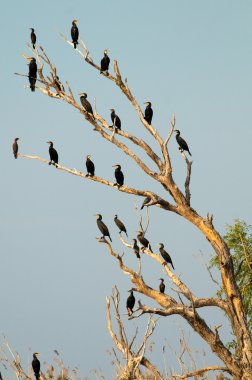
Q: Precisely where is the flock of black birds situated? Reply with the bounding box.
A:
[9,23,192,377]
[94,214,175,316]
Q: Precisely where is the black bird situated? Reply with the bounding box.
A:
[79,93,93,115]
[30,28,36,49]
[47,141,58,165]
[137,231,153,252]
[158,243,175,269]
[110,109,121,130]
[54,75,65,93]
[95,214,112,242]
[159,278,165,293]
[0,370,3,380]
[114,215,128,236]
[132,239,140,259]
[113,164,124,186]
[143,102,153,124]
[126,290,135,316]
[100,49,110,74]
[32,353,40,380]
[71,20,79,49]
[28,57,37,92]
[175,130,192,156]
[86,155,95,176]
[140,196,151,210]
[13,138,19,159]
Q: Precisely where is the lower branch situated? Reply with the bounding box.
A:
[172,365,230,379]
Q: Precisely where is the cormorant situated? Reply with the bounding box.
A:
[100,49,110,74]
[95,214,112,242]
[86,155,95,176]
[28,57,37,92]
[175,130,192,156]
[140,196,151,210]
[71,20,79,49]
[113,164,124,186]
[13,138,19,159]
[30,28,36,49]
[137,231,153,252]
[132,239,140,259]
[143,102,153,124]
[32,353,40,380]
[47,141,58,165]
[159,278,165,293]
[54,76,65,93]
[158,243,175,269]
[110,109,121,130]
[79,93,93,115]
[114,215,128,236]
[126,290,135,316]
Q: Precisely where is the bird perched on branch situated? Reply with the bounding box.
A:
[140,196,151,210]
[54,75,65,93]
[30,28,36,49]
[137,231,152,252]
[86,155,95,176]
[175,130,192,156]
[143,101,153,124]
[47,141,58,165]
[79,93,93,115]
[159,278,165,293]
[113,164,124,186]
[28,57,37,92]
[13,138,19,159]
[158,243,175,269]
[110,109,121,130]
[100,49,110,74]
[126,290,135,316]
[71,20,79,49]
[132,239,140,259]
[32,353,40,380]
[114,215,128,236]
[95,214,112,241]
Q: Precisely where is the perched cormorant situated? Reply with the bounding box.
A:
[13,138,19,159]
[32,353,40,380]
[140,196,151,210]
[137,231,153,252]
[143,102,153,124]
[47,141,58,165]
[159,278,165,293]
[86,155,95,176]
[95,214,112,242]
[71,20,79,49]
[132,239,140,259]
[79,93,93,115]
[100,49,110,74]
[158,243,175,269]
[113,164,124,186]
[114,215,128,236]
[28,57,37,92]
[54,75,65,93]
[110,109,121,130]
[175,130,192,156]
[126,290,135,316]
[30,28,36,49]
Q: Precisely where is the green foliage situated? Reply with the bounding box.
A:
[210,219,252,331]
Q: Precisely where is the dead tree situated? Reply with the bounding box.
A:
[15,34,252,379]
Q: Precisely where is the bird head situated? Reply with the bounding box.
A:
[86,154,91,159]
[30,28,35,32]
[159,278,164,282]
[27,57,35,62]
[112,164,121,169]
[15,138,20,141]
[128,289,134,293]
[174,130,180,135]
[72,20,79,25]
[47,141,53,145]
[104,49,108,55]
[94,214,102,219]
[114,214,118,218]
[144,101,151,107]
[110,108,115,112]
[158,243,164,248]
[132,238,137,242]
[33,353,39,358]
[79,92,87,98]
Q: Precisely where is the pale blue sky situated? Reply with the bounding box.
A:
[1,0,252,378]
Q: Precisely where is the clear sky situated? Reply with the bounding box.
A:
[1,0,252,378]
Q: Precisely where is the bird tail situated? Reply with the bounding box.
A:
[171,263,175,270]
[73,41,78,49]
[188,150,192,156]
[33,44,35,49]
[14,153,17,159]
[109,236,112,242]
[126,231,128,237]
[35,374,40,380]
[149,244,153,253]
[30,85,35,92]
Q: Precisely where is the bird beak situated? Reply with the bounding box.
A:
[174,130,178,132]
[112,165,117,168]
